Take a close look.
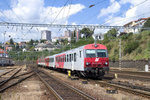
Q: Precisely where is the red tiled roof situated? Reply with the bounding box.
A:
[124,17,150,26]
[0,48,8,54]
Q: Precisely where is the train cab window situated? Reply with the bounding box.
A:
[86,50,96,57]
[97,50,107,57]
[74,53,76,62]
[79,51,81,58]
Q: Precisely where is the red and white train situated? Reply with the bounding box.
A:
[37,43,109,78]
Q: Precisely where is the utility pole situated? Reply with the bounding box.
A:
[119,39,122,70]
[3,31,6,57]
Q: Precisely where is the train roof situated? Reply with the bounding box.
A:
[44,43,107,58]
[84,44,107,50]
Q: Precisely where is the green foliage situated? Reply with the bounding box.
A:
[136,34,142,40]
[40,39,47,43]
[147,40,150,51]
[120,34,128,40]
[124,41,139,54]
[114,49,118,55]
[28,39,34,45]
[103,34,110,44]
[106,28,118,38]
[80,28,94,38]
[10,38,14,45]
[136,48,142,54]
[143,18,150,27]
[106,44,112,53]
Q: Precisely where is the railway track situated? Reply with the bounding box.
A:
[0,69,15,77]
[36,70,96,100]
[0,68,21,84]
[109,71,150,81]
[98,80,150,99]
[110,70,150,77]
[0,68,34,93]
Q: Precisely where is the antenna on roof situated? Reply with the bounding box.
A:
[92,34,98,47]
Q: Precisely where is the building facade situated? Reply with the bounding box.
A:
[124,17,150,33]
[41,30,52,41]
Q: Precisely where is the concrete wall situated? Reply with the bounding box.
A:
[109,59,150,71]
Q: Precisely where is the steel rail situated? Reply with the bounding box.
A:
[35,71,63,100]
[98,81,150,99]
[0,73,35,93]
[37,70,96,100]
[110,70,150,76]
[0,71,33,84]
[0,68,21,86]
[0,69,14,77]
[109,72,150,81]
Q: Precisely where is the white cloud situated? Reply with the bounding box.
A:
[0,0,85,42]
[97,1,121,18]
[110,0,115,3]
[103,0,150,26]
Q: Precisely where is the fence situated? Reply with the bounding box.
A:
[109,59,150,71]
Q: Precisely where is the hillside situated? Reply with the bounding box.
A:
[68,30,150,61]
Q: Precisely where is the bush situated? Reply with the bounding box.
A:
[136,48,142,54]
[124,41,139,54]
[148,40,150,51]
[121,34,128,40]
[136,34,142,40]
[114,49,118,55]
[106,44,112,53]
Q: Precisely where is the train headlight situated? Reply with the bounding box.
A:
[86,62,90,65]
[105,62,108,65]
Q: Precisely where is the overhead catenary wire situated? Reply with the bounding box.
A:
[50,0,70,24]
[107,11,150,26]
[42,0,56,23]
[58,0,72,34]
[80,0,107,24]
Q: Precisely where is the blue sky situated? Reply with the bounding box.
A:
[0,0,150,42]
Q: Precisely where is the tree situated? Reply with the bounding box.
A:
[106,28,118,38]
[141,18,150,31]
[143,18,150,27]
[80,28,94,38]
[10,38,14,45]
[40,39,47,43]
[28,39,34,45]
